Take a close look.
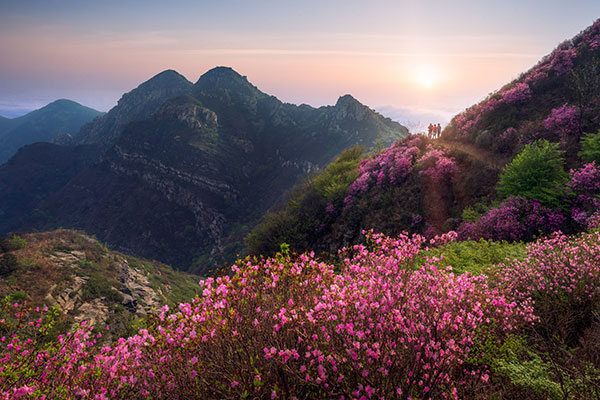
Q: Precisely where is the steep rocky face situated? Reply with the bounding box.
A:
[0,100,103,164]
[1,67,408,273]
[73,70,193,146]
[0,230,200,340]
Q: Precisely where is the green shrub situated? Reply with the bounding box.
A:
[81,273,124,303]
[9,234,27,250]
[497,140,567,206]
[579,130,600,163]
[422,239,526,275]
[495,350,564,400]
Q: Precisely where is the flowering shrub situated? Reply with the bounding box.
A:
[567,162,600,228]
[499,231,600,343]
[458,196,565,242]
[348,142,419,196]
[501,83,532,104]
[542,103,579,141]
[417,145,458,182]
[0,231,536,399]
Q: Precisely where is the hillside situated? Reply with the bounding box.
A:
[0,100,103,164]
[0,229,200,340]
[0,67,408,274]
[443,19,600,160]
[247,19,600,259]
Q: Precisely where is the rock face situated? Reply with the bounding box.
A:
[0,67,409,274]
[0,230,200,340]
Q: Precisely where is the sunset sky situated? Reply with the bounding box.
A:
[1,0,599,125]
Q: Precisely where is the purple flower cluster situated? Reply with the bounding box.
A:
[542,103,579,140]
[417,145,458,182]
[567,162,600,228]
[458,196,565,242]
[348,142,419,195]
[501,83,532,104]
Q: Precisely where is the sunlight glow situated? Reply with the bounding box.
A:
[414,65,438,89]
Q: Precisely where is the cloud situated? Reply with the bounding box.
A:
[375,105,458,134]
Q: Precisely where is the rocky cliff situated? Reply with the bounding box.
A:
[0,230,200,340]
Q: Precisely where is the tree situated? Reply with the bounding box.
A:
[579,130,600,163]
[497,140,567,206]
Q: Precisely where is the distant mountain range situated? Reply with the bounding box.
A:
[0,67,408,273]
[0,99,103,164]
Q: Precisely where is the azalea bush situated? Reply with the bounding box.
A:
[1,231,536,399]
[499,230,600,345]
[566,162,600,228]
[457,196,565,242]
[347,141,419,196]
[417,145,458,182]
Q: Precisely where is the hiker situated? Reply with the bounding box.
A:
[427,123,433,138]
[437,123,442,138]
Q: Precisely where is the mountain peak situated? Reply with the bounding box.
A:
[335,94,361,107]
[194,66,265,98]
[138,69,192,91]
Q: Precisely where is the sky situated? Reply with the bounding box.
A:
[1,0,599,126]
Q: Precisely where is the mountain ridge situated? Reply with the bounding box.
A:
[0,100,103,164]
[0,67,409,273]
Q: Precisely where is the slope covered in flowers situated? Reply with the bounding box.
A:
[444,19,600,158]
[4,227,600,399]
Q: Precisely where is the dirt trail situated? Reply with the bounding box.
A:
[422,176,447,232]
[438,138,507,172]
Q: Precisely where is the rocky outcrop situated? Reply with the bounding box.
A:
[153,100,218,131]
[0,230,200,339]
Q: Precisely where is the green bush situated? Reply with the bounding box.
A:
[497,140,567,206]
[422,239,526,276]
[9,234,27,250]
[81,273,124,303]
[579,130,600,163]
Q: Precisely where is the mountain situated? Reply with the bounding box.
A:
[0,67,408,273]
[0,99,103,164]
[72,69,193,146]
[246,18,600,259]
[0,229,200,340]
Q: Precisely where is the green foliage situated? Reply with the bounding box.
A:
[81,273,124,304]
[497,140,568,206]
[10,235,27,250]
[495,350,564,400]
[461,207,480,223]
[8,290,27,303]
[313,145,364,202]
[246,146,364,256]
[423,239,527,275]
[579,130,600,163]
[1,234,27,251]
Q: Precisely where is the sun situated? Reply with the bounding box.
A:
[414,66,438,89]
